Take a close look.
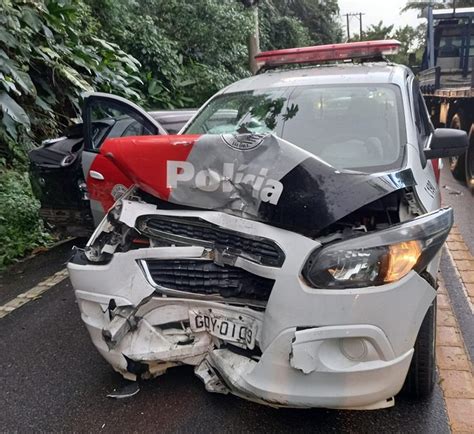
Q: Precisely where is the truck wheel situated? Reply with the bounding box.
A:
[449,114,467,181]
[465,125,474,192]
[401,298,436,400]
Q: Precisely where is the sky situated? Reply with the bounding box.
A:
[337,0,424,39]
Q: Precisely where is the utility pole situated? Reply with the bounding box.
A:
[427,2,435,68]
[240,0,260,74]
[343,12,365,41]
[346,13,350,41]
[249,5,260,74]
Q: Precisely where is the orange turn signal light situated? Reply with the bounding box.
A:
[384,240,422,283]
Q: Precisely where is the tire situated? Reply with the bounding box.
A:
[401,298,437,400]
[449,114,467,181]
[465,124,474,192]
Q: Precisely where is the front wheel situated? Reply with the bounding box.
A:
[449,114,467,181]
[401,298,436,399]
[450,154,466,181]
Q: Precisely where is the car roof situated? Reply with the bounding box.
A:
[149,110,197,122]
[149,110,197,135]
[219,63,410,94]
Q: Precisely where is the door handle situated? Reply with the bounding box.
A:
[89,170,105,181]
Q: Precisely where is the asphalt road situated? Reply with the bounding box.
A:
[440,161,474,253]
[439,163,474,361]
[1,163,472,433]
[0,276,450,433]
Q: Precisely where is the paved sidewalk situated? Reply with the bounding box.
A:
[446,226,474,309]
[437,227,474,433]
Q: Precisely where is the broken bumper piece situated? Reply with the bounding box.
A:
[67,201,437,410]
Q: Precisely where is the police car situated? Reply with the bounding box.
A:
[68,40,467,409]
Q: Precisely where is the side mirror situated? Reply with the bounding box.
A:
[424,128,468,159]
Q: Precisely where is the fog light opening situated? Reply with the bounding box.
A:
[340,338,368,361]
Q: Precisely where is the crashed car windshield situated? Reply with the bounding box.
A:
[185,84,406,171]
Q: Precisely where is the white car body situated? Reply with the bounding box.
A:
[68,62,454,409]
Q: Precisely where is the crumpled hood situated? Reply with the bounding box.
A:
[100,133,416,235]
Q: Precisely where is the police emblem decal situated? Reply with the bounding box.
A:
[221,132,267,151]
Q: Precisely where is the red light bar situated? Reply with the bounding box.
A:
[255,40,401,68]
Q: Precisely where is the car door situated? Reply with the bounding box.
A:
[82,92,167,225]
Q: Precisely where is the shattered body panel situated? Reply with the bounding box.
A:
[68,63,452,410]
[96,133,416,236]
[69,200,447,409]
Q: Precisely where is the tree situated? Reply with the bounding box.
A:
[0,0,348,265]
[278,0,343,45]
[0,0,142,164]
[391,24,427,65]
[87,0,253,107]
[259,1,313,50]
[0,0,144,267]
[361,21,395,41]
[259,0,342,51]
[350,19,427,66]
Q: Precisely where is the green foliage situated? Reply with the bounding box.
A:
[87,0,343,104]
[362,21,395,41]
[259,0,342,50]
[0,0,142,265]
[284,0,343,45]
[87,0,254,107]
[348,18,426,67]
[259,1,313,50]
[0,170,52,269]
[0,0,143,165]
[391,24,427,66]
[0,0,344,265]
[0,0,345,150]
[402,1,474,13]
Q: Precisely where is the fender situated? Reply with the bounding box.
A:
[89,135,200,212]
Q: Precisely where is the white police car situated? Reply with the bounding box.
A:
[68,40,467,409]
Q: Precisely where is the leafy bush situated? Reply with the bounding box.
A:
[0,170,51,268]
[87,0,254,108]
[0,0,143,164]
[260,0,342,50]
[259,1,313,51]
[0,0,343,266]
[0,0,143,266]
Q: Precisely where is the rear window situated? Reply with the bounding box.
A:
[184,84,406,172]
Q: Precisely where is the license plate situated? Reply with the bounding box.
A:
[189,309,257,349]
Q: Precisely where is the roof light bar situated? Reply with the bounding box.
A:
[255,40,401,69]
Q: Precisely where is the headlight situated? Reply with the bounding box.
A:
[302,207,453,289]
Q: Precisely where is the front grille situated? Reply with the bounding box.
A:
[143,259,275,301]
[136,215,285,267]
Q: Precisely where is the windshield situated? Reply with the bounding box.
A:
[184,84,406,171]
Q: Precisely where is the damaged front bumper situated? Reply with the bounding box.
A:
[68,199,448,410]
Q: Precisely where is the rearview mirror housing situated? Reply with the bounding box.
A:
[424,128,468,159]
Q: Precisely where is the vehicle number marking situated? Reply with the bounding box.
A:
[189,310,256,349]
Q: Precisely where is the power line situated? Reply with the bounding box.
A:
[343,12,365,41]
